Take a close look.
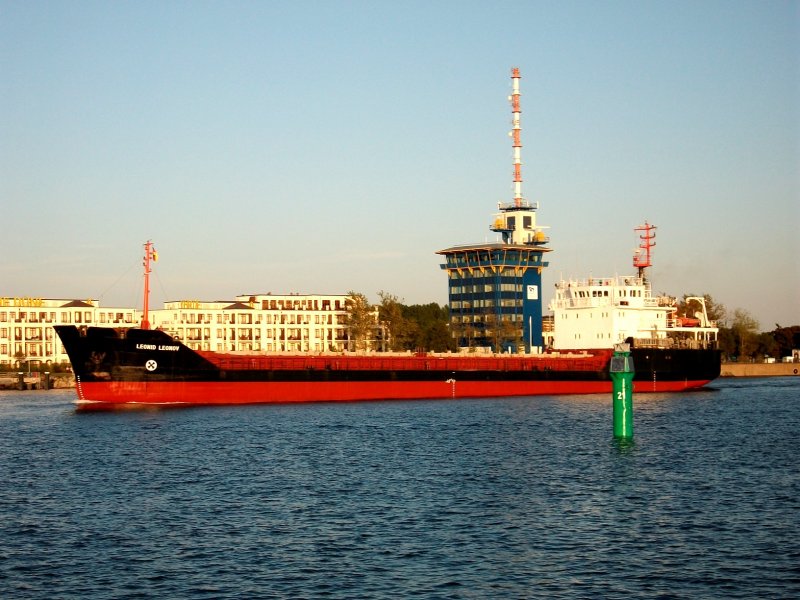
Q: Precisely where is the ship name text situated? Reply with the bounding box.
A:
[135,343,180,351]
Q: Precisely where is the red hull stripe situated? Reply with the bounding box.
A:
[75,379,713,408]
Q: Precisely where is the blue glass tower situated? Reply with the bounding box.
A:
[438,202,550,353]
[437,68,551,353]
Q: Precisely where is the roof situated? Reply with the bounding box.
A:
[222,302,253,310]
[436,242,551,255]
[60,300,95,308]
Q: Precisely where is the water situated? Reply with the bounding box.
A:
[1,379,798,599]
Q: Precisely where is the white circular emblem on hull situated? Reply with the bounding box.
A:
[145,360,158,372]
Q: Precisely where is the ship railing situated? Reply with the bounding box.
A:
[632,337,673,349]
[633,336,716,350]
[203,350,615,373]
[497,200,538,211]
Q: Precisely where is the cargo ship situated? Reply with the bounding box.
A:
[54,322,719,409]
[53,227,720,409]
[53,69,721,409]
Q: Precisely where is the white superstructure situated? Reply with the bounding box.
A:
[547,276,718,350]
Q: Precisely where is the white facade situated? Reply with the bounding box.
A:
[0,297,138,368]
[1,292,371,368]
[150,293,357,353]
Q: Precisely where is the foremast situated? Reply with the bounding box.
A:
[141,240,158,330]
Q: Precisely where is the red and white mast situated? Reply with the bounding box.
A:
[141,240,158,330]
[510,67,523,207]
[633,222,656,279]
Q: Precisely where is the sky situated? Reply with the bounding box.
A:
[2,1,798,328]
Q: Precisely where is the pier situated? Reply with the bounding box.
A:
[0,372,74,390]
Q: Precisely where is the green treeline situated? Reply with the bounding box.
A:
[376,292,457,353]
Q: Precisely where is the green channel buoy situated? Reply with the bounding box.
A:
[609,343,635,439]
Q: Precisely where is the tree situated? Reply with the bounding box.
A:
[377,291,414,351]
[730,308,760,360]
[345,291,374,352]
[753,332,778,360]
[488,314,522,353]
[402,302,457,352]
[718,327,737,361]
[771,325,800,358]
[426,320,454,352]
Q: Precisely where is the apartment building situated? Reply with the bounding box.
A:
[0,297,138,368]
[1,293,369,368]
[150,293,358,353]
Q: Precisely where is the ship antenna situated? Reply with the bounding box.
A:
[141,240,158,329]
[510,67,523,207]
[633,222,656,280]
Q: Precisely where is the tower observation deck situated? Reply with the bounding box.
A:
[437,68,551,353]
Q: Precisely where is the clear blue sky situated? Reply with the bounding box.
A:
[2,1,798,328]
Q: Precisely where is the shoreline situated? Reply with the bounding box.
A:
[721,363,800,377]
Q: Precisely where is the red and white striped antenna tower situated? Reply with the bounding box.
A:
[510,67,523,207]
[633,222,656,279]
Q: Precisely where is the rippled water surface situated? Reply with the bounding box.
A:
[1,378,799,598]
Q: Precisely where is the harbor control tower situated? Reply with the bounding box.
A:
[437,69,551,353]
